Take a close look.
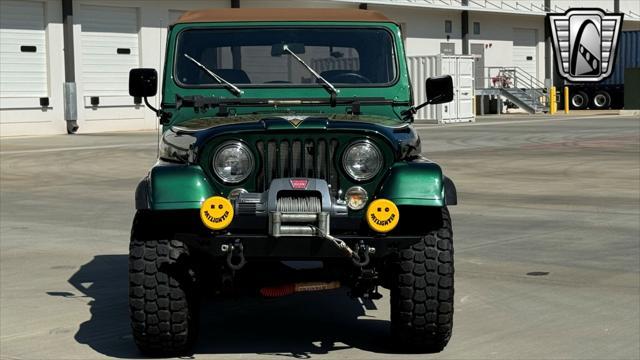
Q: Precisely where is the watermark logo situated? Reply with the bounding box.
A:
[548,8,623,82]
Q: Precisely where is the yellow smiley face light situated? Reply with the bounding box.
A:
[200,196,234,230]
[366,198,400,233]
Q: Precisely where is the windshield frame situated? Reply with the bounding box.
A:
[171,25,400,90]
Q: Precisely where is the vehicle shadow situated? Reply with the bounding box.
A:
[54,255,401,359]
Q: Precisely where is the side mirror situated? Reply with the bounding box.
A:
[129,68,158,97]
[401,75,454,120]
[425,75,453,104]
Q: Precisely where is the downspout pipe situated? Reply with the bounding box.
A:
[461,10,469,55]
[62,0,78,134]
[544,0,552,87]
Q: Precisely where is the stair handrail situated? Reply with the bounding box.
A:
[494,66,545,89]
[497,67,548,108]
[512,66,546,89]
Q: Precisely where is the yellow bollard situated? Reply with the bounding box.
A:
[549,86,556,115]
[564,86,570,114]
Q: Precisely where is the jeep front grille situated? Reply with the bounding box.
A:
[256,139,339,192]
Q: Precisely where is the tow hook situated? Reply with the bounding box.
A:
[352,241,375,267]
[221,240,246,271]
[315,227,375,267]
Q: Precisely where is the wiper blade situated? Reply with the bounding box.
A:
[184,54,244,96]
[282,45,339,96]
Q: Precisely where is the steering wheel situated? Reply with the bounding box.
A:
[329,72,372,84]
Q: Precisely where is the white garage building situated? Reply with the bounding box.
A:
[1,0,639,137]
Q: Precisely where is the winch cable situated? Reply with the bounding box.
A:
[313,226,357,259]
[276,196,369,266]
[277,196,321,213]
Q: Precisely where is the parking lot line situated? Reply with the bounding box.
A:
[0,142,158,155]
[412,114,635,129]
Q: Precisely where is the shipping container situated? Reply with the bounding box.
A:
[407,55,475,123]
[600,30,640,86]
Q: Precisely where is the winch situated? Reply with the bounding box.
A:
[228,178,372,266]
[233,178,347,237]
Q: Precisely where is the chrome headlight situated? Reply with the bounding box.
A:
[212,141,254,184]
[342,141,383,181]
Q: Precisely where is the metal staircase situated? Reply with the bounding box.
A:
[481,67,549,114]
[501,87,548,114]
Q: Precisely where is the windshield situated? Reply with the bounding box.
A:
[174,27,397,87]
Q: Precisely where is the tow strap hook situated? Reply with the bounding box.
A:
[352,241,374,267]
[221,241,246,271]
[308,227,376,267]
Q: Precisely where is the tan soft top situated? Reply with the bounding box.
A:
[175,8,393,24]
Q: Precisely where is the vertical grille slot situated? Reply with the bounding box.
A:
[256,140,265,191]
[304,140,314,178]
[266,141,277,186]
[316,139,326,180]
[328,139,339,192]
[292,140,302,177]
[279,140,289,178]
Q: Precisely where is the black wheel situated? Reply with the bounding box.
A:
[570,91,589,110]
[389,207,454,352]
[590,90,611,109]
[129,213,198,356]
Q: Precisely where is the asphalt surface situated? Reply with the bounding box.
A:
[1,114,639,360]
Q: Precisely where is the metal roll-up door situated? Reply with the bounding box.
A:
[513,28,538,80]
[0,0,48,108]
[78,5,139,107]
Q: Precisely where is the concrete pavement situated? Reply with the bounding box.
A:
[1,115,639,359]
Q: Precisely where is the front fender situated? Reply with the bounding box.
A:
[377,160,457,206]
[136,162,216,210]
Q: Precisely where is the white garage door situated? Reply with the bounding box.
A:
[79,5,139,107]
[513,28,538,80]
[0,0,48,102]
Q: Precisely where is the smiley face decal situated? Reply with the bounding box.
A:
[366,199,400,233]
[200,196,234,230]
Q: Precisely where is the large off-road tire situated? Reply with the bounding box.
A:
[390,207,454,352]
[129,232,198,355]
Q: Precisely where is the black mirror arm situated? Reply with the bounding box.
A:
[143,97,171,125]
[401,100,431,121]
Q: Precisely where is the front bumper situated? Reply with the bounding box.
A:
[176,232,421,259]
[178,177,414,260]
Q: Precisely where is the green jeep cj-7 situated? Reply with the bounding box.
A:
[128,8,457,355]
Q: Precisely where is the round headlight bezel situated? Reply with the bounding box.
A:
[212,141,254,184]
[342,140,383,182]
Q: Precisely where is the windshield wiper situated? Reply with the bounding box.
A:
[281,45,339,96]
[184,54,244,96]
